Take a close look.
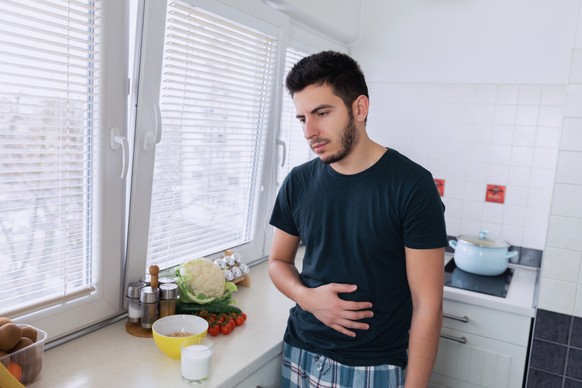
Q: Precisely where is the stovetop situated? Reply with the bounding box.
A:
[444,259,514,298]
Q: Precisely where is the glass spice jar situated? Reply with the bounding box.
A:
[127,281,146,323]
[159,283,178,318]
[140,286,159,329]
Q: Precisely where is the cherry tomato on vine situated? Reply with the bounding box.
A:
[220,324,232,335]
[208,325,220,336]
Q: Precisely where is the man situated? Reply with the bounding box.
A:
[268,51,448,387]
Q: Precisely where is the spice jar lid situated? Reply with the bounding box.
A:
[158,277,176,285]
[140,286,160,303]
[127,281,147,298]
[159,283,178,300]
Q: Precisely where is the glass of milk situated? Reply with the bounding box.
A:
[181,338,214,384]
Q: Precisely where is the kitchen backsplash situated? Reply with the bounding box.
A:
[367,81,566,252]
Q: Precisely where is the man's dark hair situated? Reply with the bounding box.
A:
[285,50,369,110]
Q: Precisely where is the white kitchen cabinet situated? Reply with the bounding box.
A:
[233,352,282,388]
[429,299,532,388]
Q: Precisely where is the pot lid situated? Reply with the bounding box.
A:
[457,229,510,248]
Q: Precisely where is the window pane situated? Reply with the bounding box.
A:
[146,1,279,270]
[0,0,101,316]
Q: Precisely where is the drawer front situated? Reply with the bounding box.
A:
[442,299,532,346]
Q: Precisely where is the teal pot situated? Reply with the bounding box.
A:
[449,230,519,276]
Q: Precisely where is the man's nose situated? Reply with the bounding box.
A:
[303,118,317,139]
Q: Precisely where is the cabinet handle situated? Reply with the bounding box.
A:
[440,333,467,344]
[443,313,469,323]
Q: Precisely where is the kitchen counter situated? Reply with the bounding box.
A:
[28,251,538,388]
[29,259,294,388]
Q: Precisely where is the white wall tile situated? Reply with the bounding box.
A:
[496,85,519,105]
[505,186,529,206]
[518,85,542,105]
[541,85,567,106]
[537,277,576,315]
[482,202,504,223]
[464,182,486,202]
[475,85,497,104]
[556,151,582,185]
[560,118,582,151]
[528,187,554,209]
[460,218,481,234]
[536,127,562,149]
[533,147,559,169]
[500,224,523,246]
[492,125,515,145]
[513,126,537,147]
[486,164,510,184]
[516,106,539,126]
[547,215,582,251]
[538,106,564,127]
[564,84,582,117]
[508,166,531,186]
[503,205,527,226]
[522,227,547,250]
[551,184,582,218]
[542,247,581,282]
[511,146,535,166]
[489,145,512,165]
[529,168,556,189]
[525,208,550,230]
[480,222,502,238]
[494,105,517,125]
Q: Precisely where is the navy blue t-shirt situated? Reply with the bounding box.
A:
[269,148,448,368]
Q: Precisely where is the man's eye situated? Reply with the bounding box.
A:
[317,111,329,117]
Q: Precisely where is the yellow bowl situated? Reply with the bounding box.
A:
[152,315,209,359]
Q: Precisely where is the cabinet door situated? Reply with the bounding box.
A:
[234,353,282,388]
[429,328,527,388]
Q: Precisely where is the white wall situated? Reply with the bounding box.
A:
[350,0,582,316]
[352,0,579,84]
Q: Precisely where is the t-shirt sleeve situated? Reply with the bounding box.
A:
[269,173,300,237]
[402,172,448,249]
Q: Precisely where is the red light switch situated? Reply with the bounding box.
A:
[434,179,445,197]
[486,184,505,203]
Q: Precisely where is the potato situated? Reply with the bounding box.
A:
[0,323,23,352]
[21,326,37,343]
[0,317,12,329]
[9,337,33,353]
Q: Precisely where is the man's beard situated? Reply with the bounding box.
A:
[320,112,357,165]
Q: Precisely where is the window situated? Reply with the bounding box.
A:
[125,0,286,283]
[0,0,128,340]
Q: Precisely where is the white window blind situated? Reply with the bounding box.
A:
[0,0,103,317]
[277,48,314,185]
[145,1,279,270]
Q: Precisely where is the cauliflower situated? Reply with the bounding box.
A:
[175,257,236,304]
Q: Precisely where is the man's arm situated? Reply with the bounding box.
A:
[268,227,373,337]
[404,247,444,388]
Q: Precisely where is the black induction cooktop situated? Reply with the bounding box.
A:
[444,259,514,298]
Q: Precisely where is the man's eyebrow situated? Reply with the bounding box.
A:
[295,104,334,120]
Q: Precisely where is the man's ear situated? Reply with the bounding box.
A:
[353,95,369,122]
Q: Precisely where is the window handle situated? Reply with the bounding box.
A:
[143,104,162,151]
[276,139,286,167]
[110,127,129,179]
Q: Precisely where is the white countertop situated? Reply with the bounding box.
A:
[29,259,294,388]
[28,252,538,388]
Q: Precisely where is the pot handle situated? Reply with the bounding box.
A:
[448,240,457,250]
[505,250,519,259]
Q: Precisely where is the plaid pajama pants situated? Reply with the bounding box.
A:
[280,342,405,388]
